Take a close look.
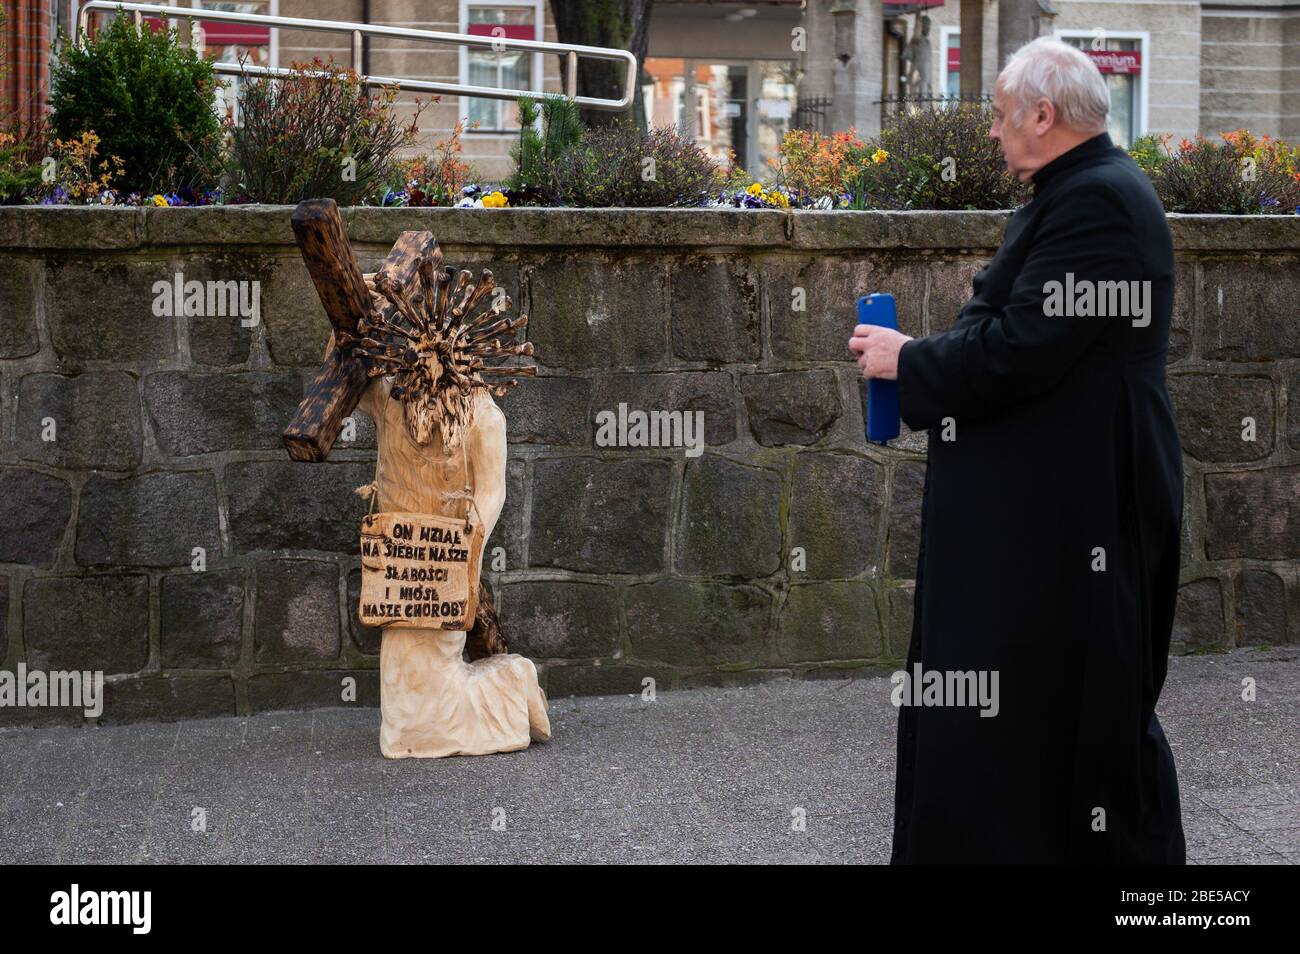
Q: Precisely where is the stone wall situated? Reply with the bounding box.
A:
[0,206,1296,725]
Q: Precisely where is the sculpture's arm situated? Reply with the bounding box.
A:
[466,393,508,535]
[356,374,389,422]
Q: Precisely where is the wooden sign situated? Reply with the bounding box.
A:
[359,512,484,630]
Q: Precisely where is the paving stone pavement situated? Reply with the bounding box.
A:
[0,647,1295,864]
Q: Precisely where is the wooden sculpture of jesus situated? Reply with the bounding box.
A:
[360,367,551,758]
[283,198,550,759]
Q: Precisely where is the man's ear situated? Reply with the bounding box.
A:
[1034,98,1056,136]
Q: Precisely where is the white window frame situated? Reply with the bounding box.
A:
[1054,28,1150,142]
[458,0,545,136]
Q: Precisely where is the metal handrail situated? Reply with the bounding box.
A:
[74,1,637,110]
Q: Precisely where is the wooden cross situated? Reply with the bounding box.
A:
[282,198,440,462]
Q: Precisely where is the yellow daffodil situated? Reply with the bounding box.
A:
[481,190,508,208]
[151,194,169,207]
[872,149,889,164]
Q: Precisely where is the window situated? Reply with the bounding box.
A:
[188,1,277,126]
[941,28,1147,146]
[643,56,797,175]
[755,61,798,171]
[1058,31,1148,149]
[694,63,748,166]
[940,26,960,98]
[107,0,277,126]
[643,57,689,134]
[461,2,541,132]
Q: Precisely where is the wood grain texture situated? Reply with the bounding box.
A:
[282,338,371,462]
[289,199,372,337]
[279,201,547,757]
[358,511,483,629]
[374,230,440,297]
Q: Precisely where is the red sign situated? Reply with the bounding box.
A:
[947,47,1139,75]
[1085,49,1141,74]
[199,22,271,46]
[467,23,536,41]
[143,18,270,45]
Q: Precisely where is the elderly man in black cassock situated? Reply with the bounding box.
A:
[850,37,1186,864]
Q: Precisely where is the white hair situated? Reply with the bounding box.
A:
[996,37,1110,133]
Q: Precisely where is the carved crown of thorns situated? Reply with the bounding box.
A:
[338,261,535,451]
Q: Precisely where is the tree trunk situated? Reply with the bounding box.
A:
[549,0,654,128]
[959,0,984,98]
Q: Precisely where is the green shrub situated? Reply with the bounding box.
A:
[1128,134,1170,177]
[854,103,1028,210]
[508,95,584,195]
[48,11,220,194]
[547,121,721,207]
[225,59,422,204]
[0,121,48,204]
[1143,130,1300,214]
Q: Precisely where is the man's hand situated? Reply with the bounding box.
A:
[849,325,913,381]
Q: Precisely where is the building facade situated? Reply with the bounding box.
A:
[2,0,59,132]
[905,0,1203,146]
[6,1,1298,180]
[1200,0,1300,140]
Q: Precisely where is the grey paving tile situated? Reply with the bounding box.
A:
[1217,803,1300,833]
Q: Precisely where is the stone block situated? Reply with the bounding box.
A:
[160,569,245,668]
[529,457,672,573]
[253,559,341,663]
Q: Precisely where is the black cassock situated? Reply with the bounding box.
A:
[890,133,1186,864]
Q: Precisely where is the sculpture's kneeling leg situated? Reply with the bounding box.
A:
[379,627,550,759]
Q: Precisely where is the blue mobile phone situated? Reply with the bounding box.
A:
[856,293,901,444]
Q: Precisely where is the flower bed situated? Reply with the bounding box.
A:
[2,17,1298,214]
